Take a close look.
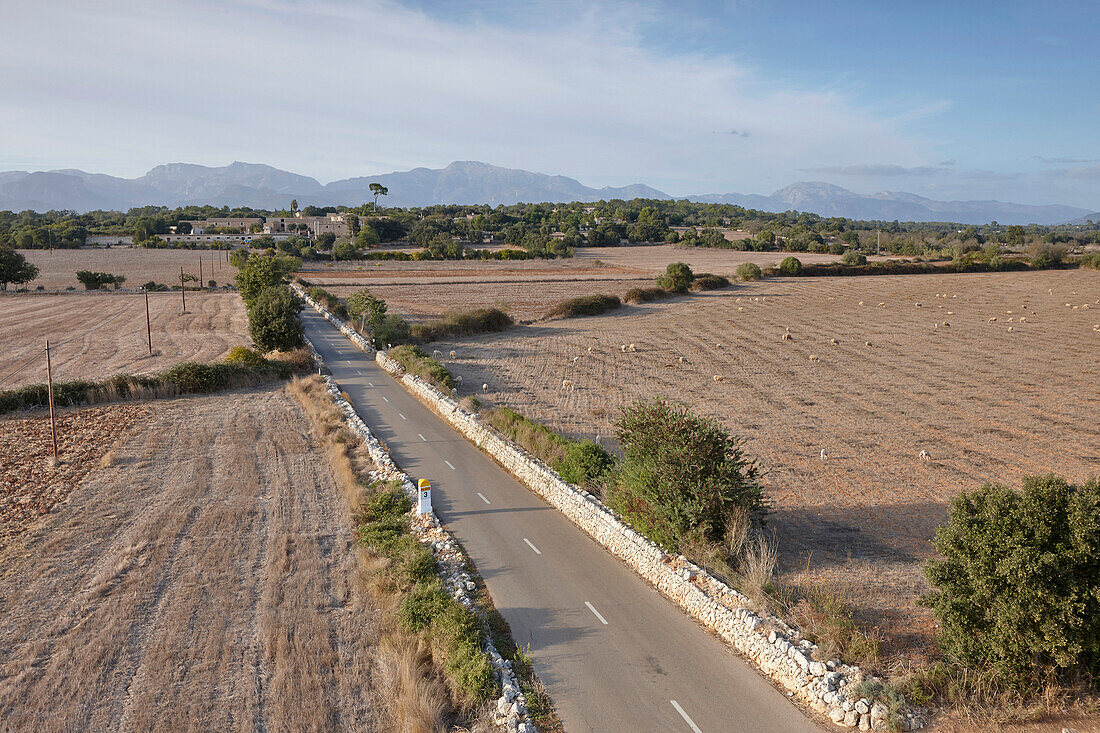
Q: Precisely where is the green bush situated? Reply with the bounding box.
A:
[924,474,1100,689]
[248,285,304,352]
[608,398,766,551]
[388,344,455,389]
[399,581,452,631]
[552,440,615,486]
[411,307,513,342]
[690,274,730,291]
[778,256,803,276]
[234,254,300,307]
[546,294,622,318]
[1079,251,1100,270]
[224,346,266,368]
[623,287,673,304]
[841,250,867,266]
[1029,243,1064,269]
[371,314,414,349]
[345,289,387,326]
[736,262,762,281]
[655,262,694,292]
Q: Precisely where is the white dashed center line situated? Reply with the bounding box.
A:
[368,381,374,387]
[444,460,456,470]
[670,700,702,733]
[477,492,491,504]
[585,601,608,625]
[398,413,406,420]
[418,433,427,441]
[381,395,389,403]
[523,538,542,555]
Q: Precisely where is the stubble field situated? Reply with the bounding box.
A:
[19,247,235,290]
[0,387,390,730]
[433,268,1100,660]
[0,292,249,389]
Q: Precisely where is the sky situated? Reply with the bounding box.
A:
[1,0,1098,207]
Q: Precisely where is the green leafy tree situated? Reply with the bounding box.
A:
[0,247,39,290]
[332,241,361,261]
[356,225,380,248]
[315,232,336,250]
[234,254,300,307]
[779,256,802,276]
[924,475,1100,688]
[346,289,388,327]
[247,285,304,352]
[656,262,694,292]
[608,398,765,550]
[290,199,298,213]
[75,270,124,290]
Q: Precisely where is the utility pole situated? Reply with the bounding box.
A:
[144,287,152,355]
[45,339,58,464]
[180,266,186,313]
[199,257,203,291]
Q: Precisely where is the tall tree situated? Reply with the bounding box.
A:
[369,183,389,211]
[290,199,299,213]
[0,248,39,291]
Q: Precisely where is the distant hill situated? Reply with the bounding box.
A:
[0,161,1091,225]
[687,181,1091,226]
[1070,211,1100,225]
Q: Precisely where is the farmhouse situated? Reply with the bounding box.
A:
[263,212,350,237]
[181,217,262,234]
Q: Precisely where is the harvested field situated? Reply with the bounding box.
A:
[0,404,151,550]
[0,387,390,730]
[435,268,1100,662]
[0,292,249,389]
[19,246,236,291]
[572,244,844,276]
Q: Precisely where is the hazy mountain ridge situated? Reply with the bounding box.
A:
[0,161,1090,225]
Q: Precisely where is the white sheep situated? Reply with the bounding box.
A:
[588,346,594,353]
[449,350,457,360]
[782,332,793,341]
[918,449,931,461]
[454,375,462,384]
[808,354,819,362]
[433,349,443,358]
[628,343,637,352]
[865,341,873,347]
[820,448,829,461]
[678,356,687,363]
[562,379,575,390]
[621,345,627,353]
[713,375,725,383]
[482,383,489,392]
[572,356,580,363]
[988,317,997,323]
[830,338,839,345]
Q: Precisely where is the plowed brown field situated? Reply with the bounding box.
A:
[0,292,249,389]
[20,247,236,290]
[434,268,1100,660]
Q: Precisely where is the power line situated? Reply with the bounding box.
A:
[0,348,46,388]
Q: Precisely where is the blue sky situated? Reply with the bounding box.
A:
[2,0,1097,207]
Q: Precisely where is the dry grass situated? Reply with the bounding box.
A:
[0,291,249,389]
[0,387,390,730]
[19,246,236,290]
[434,268,1100,664]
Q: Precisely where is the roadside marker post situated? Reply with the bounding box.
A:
[417,478,433,515]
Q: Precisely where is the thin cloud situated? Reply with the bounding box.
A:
[1044,164,1100,180]
[1032,156,1100,165]
[938,159,956,166]
[801,164,948,177]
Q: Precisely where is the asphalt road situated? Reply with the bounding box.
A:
[303,309,820,732]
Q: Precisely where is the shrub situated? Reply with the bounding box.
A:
[389,344,455,390]
[552,440,615,487]
[841,250,867,266]
[75,270,124,290]
[778,256,803,276]
[736,262,762,281]
[371,314,414,349]
[546,294,622,318]
[924,474,1100,689]
[608,398,766,551]
[410,308,513,343]
[248,285,304,352]
[1029,243,1065,269]
[224,346,266,368]
[623,287,672,304]
[1079,251,1100,270]
[690,274,730,291]
[345,289,387,326]
[655,262,694,292]
[484,406,569,467]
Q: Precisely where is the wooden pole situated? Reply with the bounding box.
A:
[144,287,152,355]
[199,257,203,290]
[180,266,186,313]
[45,339,58,464]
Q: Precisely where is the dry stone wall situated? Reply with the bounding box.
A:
[376,349,925,731]
[300,336,535,733]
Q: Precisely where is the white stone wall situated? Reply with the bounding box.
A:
[292,283,375,353]
[375,350,925,732]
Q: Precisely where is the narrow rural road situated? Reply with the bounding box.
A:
[304,309,821,732]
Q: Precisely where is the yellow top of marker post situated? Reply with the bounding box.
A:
[418,479,431,491]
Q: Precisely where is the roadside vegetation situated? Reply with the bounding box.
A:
[387,345,456,391]
[410,308,513,342]
[483,406,613,489]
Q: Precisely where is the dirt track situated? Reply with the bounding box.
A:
[0,388,390,731]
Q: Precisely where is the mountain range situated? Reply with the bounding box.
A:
[0,160,1091,225]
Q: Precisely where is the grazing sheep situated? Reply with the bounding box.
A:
[716,342,723,348]
[449,350,457,360]
[454,375,462,384]
[588,346,594,353]
[942,322,950,327]
[858,301,865,306]
[1007,326,1014,332]
[877,302,886,308]
[628,343,637,352]
[919,450,931,461]
[782,332,793,341]
[830,338,839,345]
[562,379,575,390]
[865,341,873,347]
[988,317,997,322]
[1019,316,1026,322]
[820,448,829,461]
[482,383,489,392]
[737,306,744,312]
[621,345,627,353]
[915,302,923,308]
[572,356,580,363]
[808,354,819,362]
[433,349,443,358]
[1008,317,1014,322]
[678,356,687,363]
[713,375,724,383]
